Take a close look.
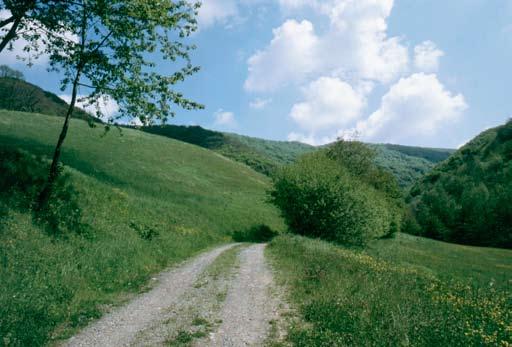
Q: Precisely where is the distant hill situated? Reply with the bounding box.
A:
[141,124,452,187]
[0,77,95,122]
[141,125,315,176]
[405,119,512,248]
[371,144,453,188]
[380,144,454,163]
[0,78,452,187]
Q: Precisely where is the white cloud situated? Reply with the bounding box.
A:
[197,0,238,28]
[290,76,365,132]
[213,109,237,127]
[245,0,409,92]
[249,97,272,109]
[244,19,319,92]
[59,94,119,121]
[414,40,444,72]
[356,73,467,144]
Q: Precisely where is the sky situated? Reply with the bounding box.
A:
[2,0,512,148]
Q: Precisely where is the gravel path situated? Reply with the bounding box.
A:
[202,243,279,346]
[63,244,236,347]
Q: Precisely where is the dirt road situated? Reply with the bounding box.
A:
[64,243,282,347]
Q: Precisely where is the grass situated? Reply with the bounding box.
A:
[0,110,284,346]
[199,244,244,282]
[267,233,512,346]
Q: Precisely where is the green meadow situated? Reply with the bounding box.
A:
[267,233,511,346]
[0,110,284,346]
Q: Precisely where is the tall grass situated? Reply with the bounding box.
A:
[267,234,512,346]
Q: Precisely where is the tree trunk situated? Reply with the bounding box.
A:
[37,70,81,209]
[0,16,22,53]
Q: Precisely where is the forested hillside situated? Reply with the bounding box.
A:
[405,119,512,248]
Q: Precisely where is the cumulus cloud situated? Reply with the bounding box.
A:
[414,40,444,72]
[244,19,319,92]
[213,109,237,127]
[290,76,365,132]
[59,94,119,121]
[356,73,467,144]
[249,97,272,109]
[245,0,409,92]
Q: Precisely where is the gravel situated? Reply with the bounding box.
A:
[201,243,279,346]
[62,244,236,347]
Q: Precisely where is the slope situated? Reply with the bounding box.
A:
[0,110,284,346]
[406,119,512,247]
[141,124,450,187]
[0,77,95,122]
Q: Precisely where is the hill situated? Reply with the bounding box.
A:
[141,124,451,187]
[0,77,95,122]
[379,143,454,163]
[0,78,451,187]
[141,124,315,176]
[0,110,284,346]
[405,119,512,248]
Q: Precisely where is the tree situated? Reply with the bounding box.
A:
[36,0,203,207]
[0,0,70,55]
[0,64,24,79]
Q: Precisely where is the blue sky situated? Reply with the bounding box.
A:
[2,0,511,148]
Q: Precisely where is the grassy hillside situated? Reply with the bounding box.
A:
[141,124,449,188]
[406,119,512,248]
[0,77,95,122]
[141,124,315,176]
[268,233,512,346]
[0,110,284,346]
[0,77,450,188]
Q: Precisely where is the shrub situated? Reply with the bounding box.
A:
[270,149,397,246]
[232,224,278,243]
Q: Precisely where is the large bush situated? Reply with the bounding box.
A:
[270,142,402,246]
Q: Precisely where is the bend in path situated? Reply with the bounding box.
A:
[63,244,236,347]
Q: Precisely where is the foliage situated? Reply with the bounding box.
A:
[0,0,71,55]
[0,148,84,236]
[0,65,23,79]
[406,119,512,248]
[0,111,284,346]
[43,0,202,125]
[267,234,512,347]
[0,77,93,120]
[270,142,402,246]
[232,224,278,243]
